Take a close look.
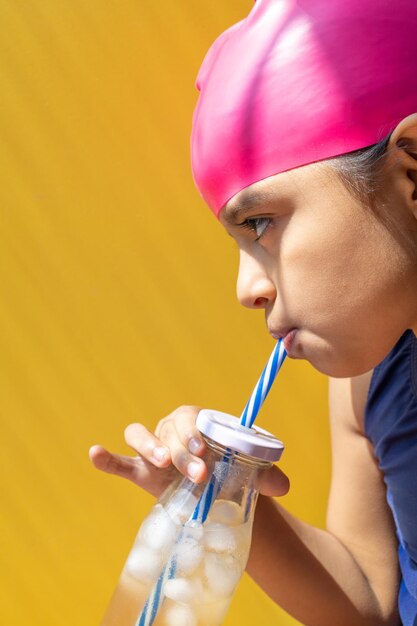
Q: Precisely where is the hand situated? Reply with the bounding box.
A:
[89,405,290,499]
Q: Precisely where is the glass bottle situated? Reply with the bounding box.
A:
[100,409,284,626]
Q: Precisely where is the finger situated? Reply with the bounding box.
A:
[259,465,290,497]
[158,418,207,484]
[171,406,206,457]
[89,444,142,480]
[124,423,171,468]
[88,445,176,498]
[155,406,204,454]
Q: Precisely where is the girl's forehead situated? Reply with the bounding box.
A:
[220,162,334,223]
[221,187,276,225]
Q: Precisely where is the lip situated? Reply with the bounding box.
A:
[268,327,298,354]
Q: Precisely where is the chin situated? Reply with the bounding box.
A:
[296,334,390,378]
[309,356,373,378]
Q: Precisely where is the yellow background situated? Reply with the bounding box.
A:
[0,2,330,624]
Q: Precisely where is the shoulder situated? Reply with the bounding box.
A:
[330,330,417,436]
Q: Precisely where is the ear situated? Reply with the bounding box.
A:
[387,113,417,219]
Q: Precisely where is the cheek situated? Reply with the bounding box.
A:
[273,209,410,374]
[272,201,402,337]
[274,208,362,311]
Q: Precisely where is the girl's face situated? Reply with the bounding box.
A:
[220,162,417,377]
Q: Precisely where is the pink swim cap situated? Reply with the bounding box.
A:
[191,0,417,217]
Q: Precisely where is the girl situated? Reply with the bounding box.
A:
[90,1,417,624]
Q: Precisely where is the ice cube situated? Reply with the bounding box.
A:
[183,520,204,541]
[173,535,204,575]
[165,488,199,524]
[204,553,242,598]
[203,522,238,553]
[163,577,203,604]
[124,543,163,583]
[162,602,197,626]
[208,500,243,526]
[138,504,178,552]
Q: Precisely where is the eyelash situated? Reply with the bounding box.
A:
[239,217,271,240]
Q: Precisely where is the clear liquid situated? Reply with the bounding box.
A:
[100,500,251,626]
[101,570,232,626]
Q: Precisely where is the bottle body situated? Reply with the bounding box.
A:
[100,437,270,626]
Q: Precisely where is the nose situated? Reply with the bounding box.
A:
[236,249,276,309]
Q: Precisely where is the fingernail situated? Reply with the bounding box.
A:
[187,461,200,479]
[153,446,168,462]
[188,437,202,455]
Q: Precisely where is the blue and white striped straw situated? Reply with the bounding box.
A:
[135,340,286,626]
[240,338,286,428]
[137,558,176,626]
[188,455,229,524]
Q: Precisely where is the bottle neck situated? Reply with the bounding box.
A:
[198,435,268,525]
[203,435,273,470]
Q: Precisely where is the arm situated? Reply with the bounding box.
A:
[246,373,400,626]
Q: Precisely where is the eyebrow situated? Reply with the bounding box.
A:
[222,190,276,224]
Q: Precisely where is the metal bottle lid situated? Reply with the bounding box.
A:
[196,409,284,462]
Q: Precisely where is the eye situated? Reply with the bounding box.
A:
[239,217,271,240]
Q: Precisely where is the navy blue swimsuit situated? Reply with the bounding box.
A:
[365,330,417,625]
